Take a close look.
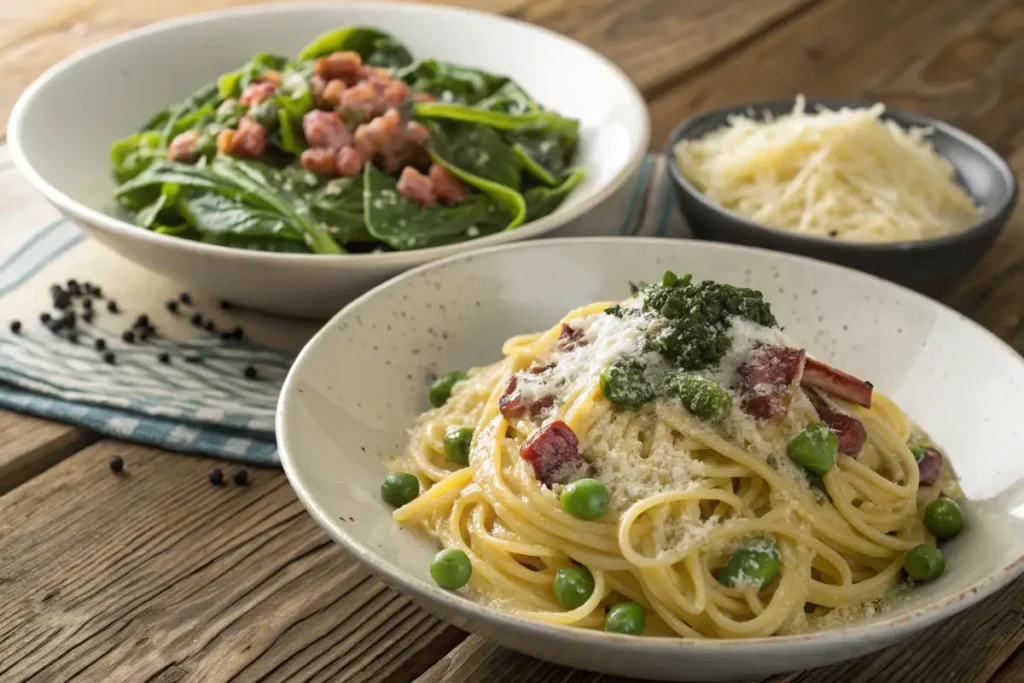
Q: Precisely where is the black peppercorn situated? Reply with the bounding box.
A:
[9,320,21,334]
[204,320,215,333]
[61,312,76,329]
[220,300,233,310]
[66,278,78,289]
[109,455,124,474]
[184,355,203,364]
[220,331,234,341]
[180,292,192,305]
[106,300,119,313]
[243,365,258,380]
[95,338,107,351]
[208,468,224,486]
[158,352,170,364]
[190,313,203,326]
[67,331,79,344]
[103,351,116,364]
[232,469,249,486]
[231,326,244,340]
[92,285,103,298]
[134,314,149,328]
[122,330,135,343]
[40,312,51,324]
[82,298,93,311]
[82,310,95,324]
[166,300,178,313]
[138,327,152,341]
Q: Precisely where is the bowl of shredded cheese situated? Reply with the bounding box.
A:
[666,96,1017,290]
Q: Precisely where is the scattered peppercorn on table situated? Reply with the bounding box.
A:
[2,0,1024,681]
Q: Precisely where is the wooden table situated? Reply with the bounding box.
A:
[1,0,1023,681]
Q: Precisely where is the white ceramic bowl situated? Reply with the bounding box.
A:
[278,237,1024,681]
[8,3,649,318]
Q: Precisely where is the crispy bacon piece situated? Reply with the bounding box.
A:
[557,324,586,352]
[519,420,588,486]
[216,117,266,159]
[802,358,873,408]
[303,110,352,150]
[498,367,554,421]
[916,447,943,485]
[807,389,867,456]
[239,81,277,107]
[167,130,201,162]
[429,164,469,205]
[738,345,807,420]
[396,166,436,207]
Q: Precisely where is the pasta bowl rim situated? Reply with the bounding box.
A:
[278,236,1024,656]
[664,96,1018,253]
[8,1,650,266]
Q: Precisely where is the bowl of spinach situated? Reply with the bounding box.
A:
[9,3,649,316]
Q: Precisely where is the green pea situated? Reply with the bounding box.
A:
[430,548,473,590]
[599,359,653,410]
[904,544,945,582]
[560,478,609,520]
[787,422,838,476]
[604,601,647,635]
[553,566,596,609]
[924,498,964,540]
[716,538,782,590]
[910,445,927,462]
[443,426,474,466]
[667,373,732,423]
[429,371,468,408]
[380,472,419,508]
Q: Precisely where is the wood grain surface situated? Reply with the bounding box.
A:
[1,0,1023,681]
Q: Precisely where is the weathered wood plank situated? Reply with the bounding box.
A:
[0,409,98,494]
[412,577,1024,683]
[0,0,821,141]
[0,440,464,682]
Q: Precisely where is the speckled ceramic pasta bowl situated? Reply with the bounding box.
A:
[277,237,1024,682]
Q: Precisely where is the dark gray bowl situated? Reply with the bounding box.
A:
[664,97,1018,293]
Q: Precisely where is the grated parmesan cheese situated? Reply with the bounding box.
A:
[673,95,982,243]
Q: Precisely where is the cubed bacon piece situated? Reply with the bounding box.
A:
[429,164,469,205]
[167,130,201,162]
[916,447,943,485]
[406,120,430,145]
[239,81,277,107]
[557,324,587,352]
[315,51,363,83]
[335,146,364,177]
[737,345,807,421]
[383,80,412,108]
[300,147,338,176]
[260,69,281,86]
[396,166,436,207]
[353,107,402,158]
[498,369,555,421]
[519,421,588,486]
[341,81,378,119]
[322,78,347,107]
[216,117,266,159]
[802,358,873,408]
[312,75,329,102]
[303,110,352,150]
[807,389,867,456]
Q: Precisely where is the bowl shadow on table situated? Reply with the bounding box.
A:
[664,97,1019,296]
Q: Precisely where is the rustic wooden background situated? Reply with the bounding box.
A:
[1,0,1023,681]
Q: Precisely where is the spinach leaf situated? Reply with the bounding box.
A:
[158,81,221,145]
[277,109,305,154]
[134,192,168,229]
[210,157,343,255]
[523,168,585,221]
[307,176,372,243]
[397,60,506,104]
[363,164,510,249]
[177,191,303,240]
[415,102,578,136]
[115,160,238,201]
[427,121,522,189]
[474,81,538,115]
[110,131,165,183]
[509,129,577,186]
[297,27,413,68]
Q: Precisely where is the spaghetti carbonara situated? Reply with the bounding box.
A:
[381,273,965,638]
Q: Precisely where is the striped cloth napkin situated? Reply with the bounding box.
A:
[0,154,689,465]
